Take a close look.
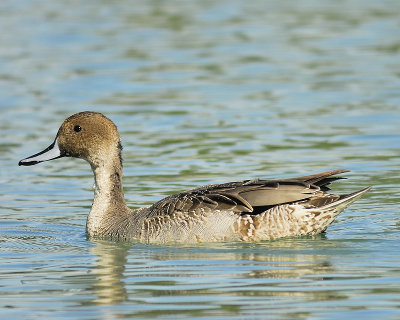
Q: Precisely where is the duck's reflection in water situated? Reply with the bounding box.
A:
[84,235,348,313]
[88,240,130,305]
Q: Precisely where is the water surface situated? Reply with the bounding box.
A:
[1,0,399,319]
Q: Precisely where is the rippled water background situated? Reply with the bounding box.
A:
[1,0,399,319]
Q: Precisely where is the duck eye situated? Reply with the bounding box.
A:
[74,125,82,132]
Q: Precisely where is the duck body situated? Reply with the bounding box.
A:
[19,111,370,244]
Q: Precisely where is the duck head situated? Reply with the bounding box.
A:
[19,111,122,167]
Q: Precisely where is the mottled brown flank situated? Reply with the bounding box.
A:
[20,112,371,243]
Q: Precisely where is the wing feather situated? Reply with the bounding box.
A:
[145,170,348,218]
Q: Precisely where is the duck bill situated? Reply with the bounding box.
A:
[19,138,64,166]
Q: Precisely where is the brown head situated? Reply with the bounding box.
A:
[19,111,122,167]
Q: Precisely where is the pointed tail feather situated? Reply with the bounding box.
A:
[320,186,371,211]
[306,186,371,235]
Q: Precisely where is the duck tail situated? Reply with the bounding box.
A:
[302,186,371,236]
[321,186,371,212]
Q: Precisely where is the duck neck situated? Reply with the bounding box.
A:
[86,149,130,237]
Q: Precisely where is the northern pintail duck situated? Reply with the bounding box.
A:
[19,111,370,243]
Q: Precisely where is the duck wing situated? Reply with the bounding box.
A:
[145,170,348,218]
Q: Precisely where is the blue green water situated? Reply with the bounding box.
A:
[1,0,399,319]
